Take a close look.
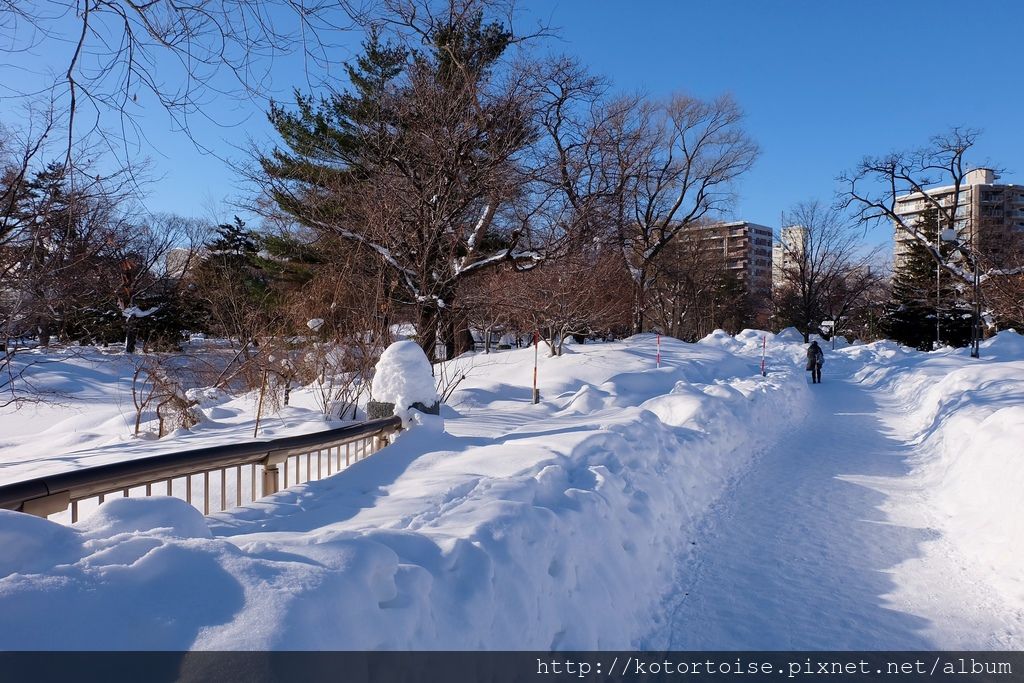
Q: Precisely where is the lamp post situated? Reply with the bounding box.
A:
[971,246,981,359]
[940,228,982,359]
[969,205,981,359]
[936,216,942,350]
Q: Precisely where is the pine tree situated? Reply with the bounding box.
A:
[260,10,534,359]
[194,217,272,342]
[884,210,972,350]
[14,162,113,345]
[195,217,324,343]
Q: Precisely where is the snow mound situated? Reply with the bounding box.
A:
[981,329,1024,360]
[776,327,804,342]
[77,497,212,539]
[0,510,83,577]
[371,340,440,411]
[698,329,738,349]
[637,381,708,427]
[852,336,1024,614]
[736,328,774,344]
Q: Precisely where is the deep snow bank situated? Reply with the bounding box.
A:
[851,332,1024,606]
[0,334,809,649]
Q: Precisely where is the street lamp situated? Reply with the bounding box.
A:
[970,245,981,359]
[940,228,982,359]
[936,219,942,350]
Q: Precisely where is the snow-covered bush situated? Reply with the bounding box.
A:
[370,340,440,423]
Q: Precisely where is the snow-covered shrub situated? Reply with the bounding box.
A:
[371,340,440,423]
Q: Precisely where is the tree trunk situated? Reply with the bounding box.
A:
[440,307,474,361]
[125,320,138,354]
[454,322,475,357]
[416,306,440,361]
[632,277,647,335]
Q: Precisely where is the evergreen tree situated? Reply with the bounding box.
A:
[260,9,536,359]
[195,217,321,344]
[12,162,114,345]
[206,216,262,257]
[712,270,750,335]
[883,210,972,350]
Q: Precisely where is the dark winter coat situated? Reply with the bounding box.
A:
[805,343,824,371]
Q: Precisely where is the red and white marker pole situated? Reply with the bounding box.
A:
[532,330,540,404]
[760,335,767,377]
[656,333,661,368]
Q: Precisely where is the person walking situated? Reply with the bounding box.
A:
[806,340,824,384]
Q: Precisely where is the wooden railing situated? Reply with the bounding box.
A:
[0,416,403,523]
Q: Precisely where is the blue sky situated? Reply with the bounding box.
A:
[530,1,1023,243]
[3,1,1022,245]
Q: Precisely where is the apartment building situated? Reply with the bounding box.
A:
[893,168,1024,268]
[772,224,807,293]
[687,220,774,296]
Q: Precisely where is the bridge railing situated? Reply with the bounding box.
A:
[0,415,403,523]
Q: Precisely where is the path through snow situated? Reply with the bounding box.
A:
[647,373,1023,649]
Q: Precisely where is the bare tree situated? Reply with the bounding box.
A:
[126,354,202,437]
[517,68,760,338]
[0,118,50,390]
[282,256,393,419]
[1,136,142,345]
[0,110,134,404]
[491,249,631,356]
[129,359,159,436]
[527,57,647,248]
[104,213,208,352]
[983,273,1024,330]
[458,270,512,353]
[1,0,356,168]
[622,94,758,333]
[773,201,882,342]
[839,128,1023,284]
[646,231,749,341]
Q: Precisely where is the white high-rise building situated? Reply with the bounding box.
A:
[772,225,807,293]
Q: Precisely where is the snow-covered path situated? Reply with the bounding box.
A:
[650,373,1023,649]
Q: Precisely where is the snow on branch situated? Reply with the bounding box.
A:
[122,305,160,319]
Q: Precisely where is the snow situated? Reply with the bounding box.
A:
[646,331,1024,649]
[121,305,159,319]
[775,326,805,342]
[0,334,805,648]
[370,340,440,423]
[0,346,354,485]
[0,330,1022,649]
[847,333,1024,644]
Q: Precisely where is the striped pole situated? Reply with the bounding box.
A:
[761,335,767,377]
[656,333,661,368]
[532,330,540,404]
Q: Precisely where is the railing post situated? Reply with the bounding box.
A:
[21,491,71,518]
[262,462,279,496]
